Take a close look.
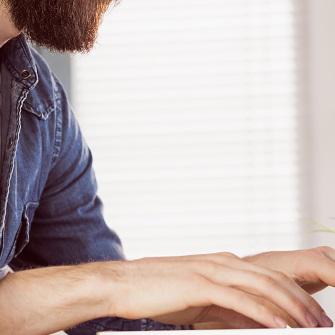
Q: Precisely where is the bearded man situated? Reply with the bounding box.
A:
[0,1,335,334]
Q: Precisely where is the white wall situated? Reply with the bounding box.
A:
[304,0,335,318]
[73,0,304,259]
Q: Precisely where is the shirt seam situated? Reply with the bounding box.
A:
[51,83,63,166]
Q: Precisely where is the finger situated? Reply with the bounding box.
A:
[193,322,266,330]
[194,319,264,330]
[194,303,293,329]
[247,293,299,328]
[269,270,332,328]
[196,261,319,328]
[236,261,328,328]
[145,253,328,327]
[197,305,264,329]
[191,254,329,327]
[312,247,335,286]
[204,282,289,329]
[318,246,335,262]
[242,260,332,328]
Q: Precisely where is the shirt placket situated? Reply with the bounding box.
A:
[0,71,29,261]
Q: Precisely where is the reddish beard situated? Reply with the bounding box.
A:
[7,0,114,52]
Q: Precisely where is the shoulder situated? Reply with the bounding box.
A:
[27,46,80,164]
[26,47,68,121]
[29,46,88,165]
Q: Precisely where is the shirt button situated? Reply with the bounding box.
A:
[21,70,31,79]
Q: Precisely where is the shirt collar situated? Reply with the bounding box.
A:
[1,34,38,90]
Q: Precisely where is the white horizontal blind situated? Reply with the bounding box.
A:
[72,0,305,259]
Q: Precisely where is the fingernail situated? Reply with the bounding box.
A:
[320,312,333,328]
[274,316,288,328]
[305,312,318,328]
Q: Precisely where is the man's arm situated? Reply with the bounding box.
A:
[1,253,332,335]
[0,263,113,335]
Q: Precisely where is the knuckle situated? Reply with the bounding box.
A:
[220,252,239,259]
[190,260,219,276]
[191,273,206,289]
[291,300,308,316]
[203,260,221,274]
[273,270,290,282]
[233,292,252,309]
[315,245,332,254]
[306,296,321,311]
[258,274,277,289]
[254,303,271,318]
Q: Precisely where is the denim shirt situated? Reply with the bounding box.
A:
[0,35,182,334]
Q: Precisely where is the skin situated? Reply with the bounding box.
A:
[0,2,335,334]
[0,249,335,334]
[0,2,19,47]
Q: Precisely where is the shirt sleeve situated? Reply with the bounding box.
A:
[11,81,125,268]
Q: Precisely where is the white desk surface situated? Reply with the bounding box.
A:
[98,328,334,335]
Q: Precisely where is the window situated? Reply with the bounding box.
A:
[72,0,305,259]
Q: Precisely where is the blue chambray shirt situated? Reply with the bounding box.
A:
[0,35,181,334]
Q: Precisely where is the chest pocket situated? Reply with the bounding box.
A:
[12,202,39,259]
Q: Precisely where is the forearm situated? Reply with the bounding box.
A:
[0,262,117,335]
[0,251,332,334]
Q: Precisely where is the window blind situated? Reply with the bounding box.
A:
[72,0,305,259]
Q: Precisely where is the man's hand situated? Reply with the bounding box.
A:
[245,246,335,296]
[106,252,331,328]
[241,246,335,329]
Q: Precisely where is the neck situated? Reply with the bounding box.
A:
[0,2,20,48]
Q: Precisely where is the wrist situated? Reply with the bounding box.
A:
[91,260,128,318]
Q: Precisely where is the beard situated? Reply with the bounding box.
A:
[6,0,115,52]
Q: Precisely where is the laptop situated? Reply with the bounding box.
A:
[98,328,334,335]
